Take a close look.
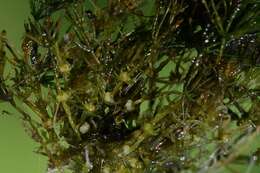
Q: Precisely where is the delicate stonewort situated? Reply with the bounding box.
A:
[0,0,259,172]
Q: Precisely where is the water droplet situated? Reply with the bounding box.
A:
[85,10,95,19]
[79,122,90,134]
[218,76,224,82]
[104,92,115,104]
[146,52,151,56]
[63,34,70,42]
[163,161,177,169]
[235,7,240,13]
[102,166,111,173]
[218,113,223,117]
[180,156,186,161]
[176,130,185,140]
[152,160,158,165]
[111,50,116,54]
[250,39,255,43]
[252,155,258,161]
[122,145,131,155]
[153,141,164,151]
[84,146,93,170]
[125,99,135,111]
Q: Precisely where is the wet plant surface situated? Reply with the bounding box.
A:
[0,0,260,172]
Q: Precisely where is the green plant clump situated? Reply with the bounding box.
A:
[1,0,260,172]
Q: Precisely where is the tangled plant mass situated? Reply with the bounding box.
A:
[0,0,260,172]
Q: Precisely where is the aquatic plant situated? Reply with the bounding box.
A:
[1,0,260,172]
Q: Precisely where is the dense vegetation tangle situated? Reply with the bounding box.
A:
[0,0,260,172]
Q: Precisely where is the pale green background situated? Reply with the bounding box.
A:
[0,0,47,173]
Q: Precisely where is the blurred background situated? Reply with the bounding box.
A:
[0,0,47,173]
